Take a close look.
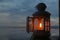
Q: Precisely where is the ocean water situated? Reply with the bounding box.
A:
[0,27,59,40]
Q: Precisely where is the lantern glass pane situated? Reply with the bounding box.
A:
[34,17,44,31]
[45,18,49,31]
[34,18,38,30]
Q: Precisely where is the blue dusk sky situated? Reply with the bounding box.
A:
[0,0,59,27]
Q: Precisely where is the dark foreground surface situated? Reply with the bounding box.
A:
[8,36,59,40]
[0,27,59,40]
[30,36,59,40]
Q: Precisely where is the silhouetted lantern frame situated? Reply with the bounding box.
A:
[26,14,50,33]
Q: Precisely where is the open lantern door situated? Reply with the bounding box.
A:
[26,16,34,33]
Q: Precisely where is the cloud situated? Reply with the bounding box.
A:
[0,12,26,26]
[0,13,10,23]
[0,0,58,27]
[51,17,59,26]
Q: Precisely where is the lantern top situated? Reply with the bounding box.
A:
[36,3,47,11]
[33,3,51,17]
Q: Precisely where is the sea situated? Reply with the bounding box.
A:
[0,26,59,40]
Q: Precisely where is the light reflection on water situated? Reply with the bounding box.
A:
[0,27,59,40]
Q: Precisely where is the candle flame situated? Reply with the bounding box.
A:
[40,23,42,28]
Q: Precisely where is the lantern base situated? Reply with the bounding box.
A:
[33,30,50,38]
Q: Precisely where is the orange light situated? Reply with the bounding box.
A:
[40,23,42,28]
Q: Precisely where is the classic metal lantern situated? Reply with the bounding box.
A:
[26,3,51,37]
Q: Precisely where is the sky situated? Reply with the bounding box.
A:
[0,0,59,27]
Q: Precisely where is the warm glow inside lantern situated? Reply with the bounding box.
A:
[33,17,44,30]
[26,16,50,33]
[40,23,42,28]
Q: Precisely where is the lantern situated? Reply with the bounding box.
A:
[26,3,51,37]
